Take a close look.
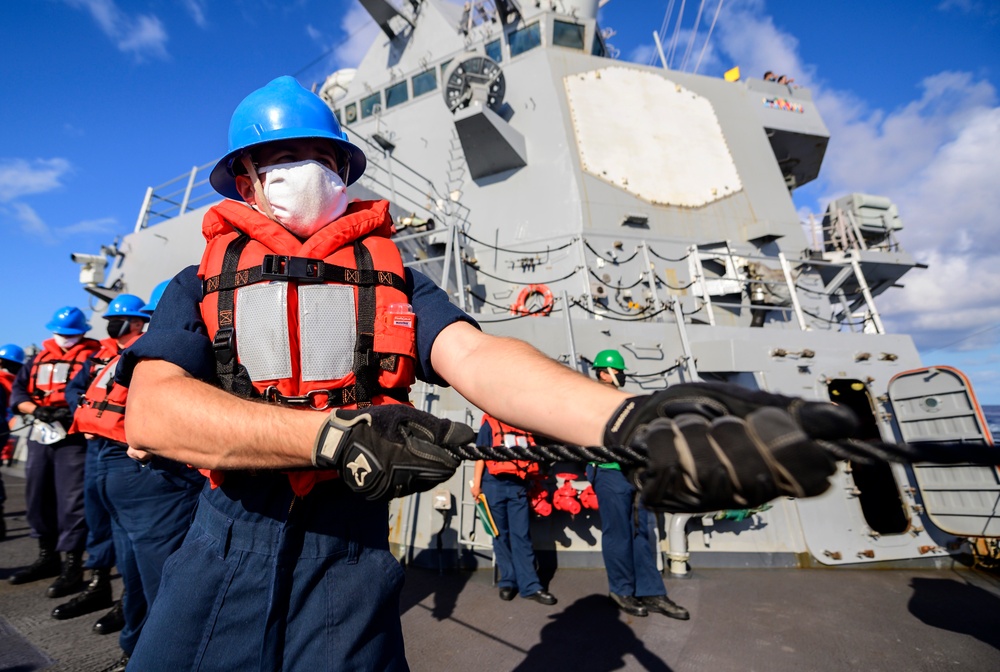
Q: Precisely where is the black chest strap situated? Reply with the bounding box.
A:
[212,234,257,398]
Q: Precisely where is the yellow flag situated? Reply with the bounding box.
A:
[724,66,740,82]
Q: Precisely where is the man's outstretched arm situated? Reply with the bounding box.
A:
[125,358,327,470]
[430,321,628,447]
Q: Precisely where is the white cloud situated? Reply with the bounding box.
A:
[333,2,382,69]
[64,0,169,61]
[0,158,72,202]
[4,202,56,245]
[62,217,118,235]
[182,0,208,28]
[306,24,324,43]
[706,1,1000,356]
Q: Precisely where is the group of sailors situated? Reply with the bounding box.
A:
[2,303,689,671]
[2,287,201,672]
[1,75,708,672]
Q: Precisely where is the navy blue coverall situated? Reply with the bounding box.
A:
[116,265,477,671]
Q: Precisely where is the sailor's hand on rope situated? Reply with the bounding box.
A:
[603,382,857,513]
[313,406,472,502]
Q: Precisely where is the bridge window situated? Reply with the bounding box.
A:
[360,92,382,118]
[344,102,358,124]
[553,20,585,50]
[509,22,541,57]
[412,69,437,97]
[485,38,503,62]
[385,81,408,108]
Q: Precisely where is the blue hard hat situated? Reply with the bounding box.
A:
[45,306,90,335]
[209,76,367,201]
[103,294,149,320]
[142,280,171,313]
[0,343,25,365]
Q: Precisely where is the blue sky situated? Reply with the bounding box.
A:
[2,0,999,400]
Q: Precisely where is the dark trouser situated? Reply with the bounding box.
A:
[481,471,542,597]
[97,442,201,656]
[586,465,665,598]
[24,435,87,552]
[83,439,115,569]
[127,473,408,671]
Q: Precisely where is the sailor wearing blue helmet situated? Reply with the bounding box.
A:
[120,76,860,671]
[8,307,100,599]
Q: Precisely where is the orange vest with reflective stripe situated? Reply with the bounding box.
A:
[27,338,100,407]
[69,333,143,442]
[70,353,128,443]
[196,199,417,497]
[482,414,540,478]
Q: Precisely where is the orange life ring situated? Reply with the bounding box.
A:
[510,283,554,316]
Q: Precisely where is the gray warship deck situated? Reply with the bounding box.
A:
[2,470,998,671]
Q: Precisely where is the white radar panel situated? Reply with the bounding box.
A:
[565,67,742,207]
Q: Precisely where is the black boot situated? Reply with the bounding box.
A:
[46,550,85,598]
[51,567,113,619]
[98,652,129,672]
[93,599,125,635]
[9,541,61,584]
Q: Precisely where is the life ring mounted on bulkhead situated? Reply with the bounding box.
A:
[510,283,554,317]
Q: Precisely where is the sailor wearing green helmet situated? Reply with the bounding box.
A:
[587,349,690,621]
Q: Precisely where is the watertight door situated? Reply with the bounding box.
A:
[886,366,1000,537]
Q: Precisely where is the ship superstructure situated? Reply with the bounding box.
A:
[74,0,999,571]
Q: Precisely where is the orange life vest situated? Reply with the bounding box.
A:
[482,413,540,478]
[0,370,13,398]
[197,199,418,497]
[70,333,143,443]
[27,338,100,407]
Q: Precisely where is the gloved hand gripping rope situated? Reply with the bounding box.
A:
[312,383,1000,512]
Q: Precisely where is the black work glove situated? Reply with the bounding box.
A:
[33,406,73,428]
[312,406,472,502]
[604,382,858,513]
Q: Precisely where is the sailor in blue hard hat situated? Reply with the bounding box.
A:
[52,294,151,637]
[8,308,100,597]
[118,74,859,672]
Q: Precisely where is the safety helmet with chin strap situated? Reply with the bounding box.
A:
[209,76,367,201]
[593,349,626,371]
[103,294,149,320]
[45,306,90,336]
[0,343,25,366]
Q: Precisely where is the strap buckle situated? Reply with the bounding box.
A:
[212,328,235,365]
[261,255,324,283]
[261,386,335,411]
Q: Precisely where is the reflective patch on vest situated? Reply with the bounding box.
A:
[235,282,293,381]
[35,363,53,386]
[299,284,356,382]
[94,362,115,390]
[52,363,70,384]
[503,433,529,448]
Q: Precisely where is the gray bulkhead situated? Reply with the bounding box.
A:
[90,0,991,569]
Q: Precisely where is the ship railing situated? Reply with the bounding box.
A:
[132,134,472,236]
[134,161,221,232]
[462,232,886,336]
[346,125,473,233]
[806,210,903,254]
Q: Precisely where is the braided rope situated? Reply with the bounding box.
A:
[446,442,648,465]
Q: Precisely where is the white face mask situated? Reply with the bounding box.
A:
[259,160,349,238]
[53,334,81,349]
